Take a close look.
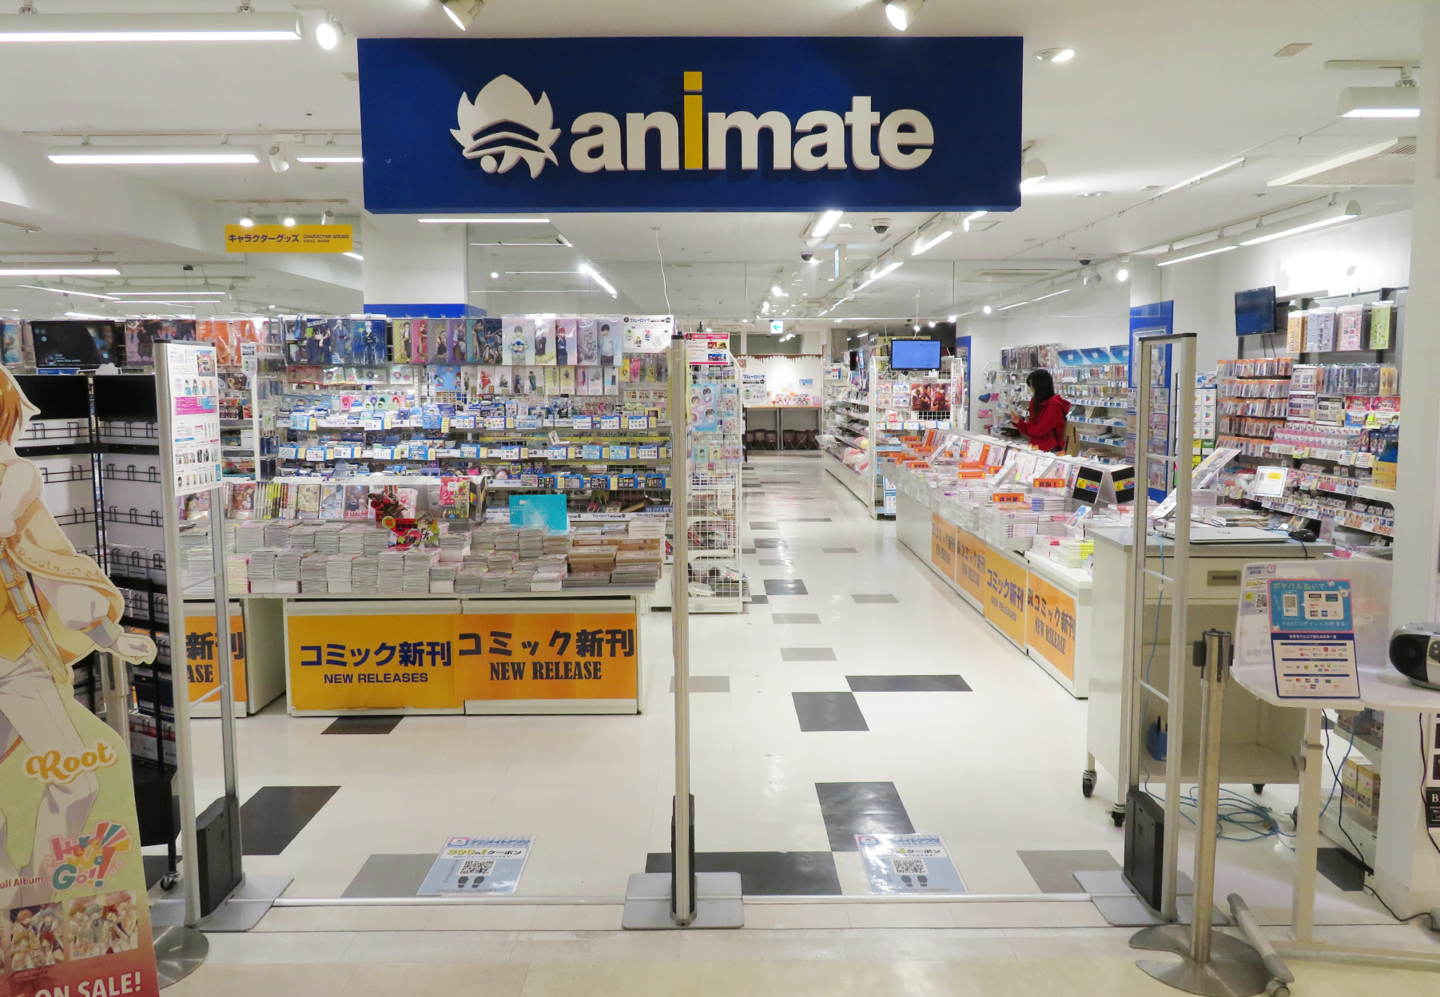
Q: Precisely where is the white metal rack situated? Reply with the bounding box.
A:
[685,345,743,614]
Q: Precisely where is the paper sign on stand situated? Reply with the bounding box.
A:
[856,833,966,894]
[418,836,534,895]
[1268,579,1360,699]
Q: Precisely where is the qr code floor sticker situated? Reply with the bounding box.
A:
[857,833,966,894]
[418,836,535,895]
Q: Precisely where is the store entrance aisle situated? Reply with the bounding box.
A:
[178,457,1392,929]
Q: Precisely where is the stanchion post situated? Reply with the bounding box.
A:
[668,338,694,925]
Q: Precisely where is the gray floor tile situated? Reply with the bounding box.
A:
[645,851,841,895]
[342,853,436,898]
[779,518,833,522]
[847,674,972,692]
[323,716,403,735]
[748,594,768,604]
[750,521,779,530]
[815,782,914,852]
[823,547,858,553]
[792,691,868,732]
[1017,849,1121,893]
[781,647,836,662]
[851,594,900,604]
[240,785,341,855]
[742,547,757,554]
[668,675,731,693]
[772,613,821,624]
[764,578,808,595]
[759,559,796,566]
[752,538,788,549]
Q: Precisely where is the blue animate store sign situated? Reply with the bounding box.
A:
[358,36,1022,213]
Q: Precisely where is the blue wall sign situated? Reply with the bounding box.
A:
[358,36,1022,213]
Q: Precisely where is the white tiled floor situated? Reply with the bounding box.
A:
[180,456,1394,928]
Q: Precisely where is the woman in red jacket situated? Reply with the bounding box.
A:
[1011,369,1071,452]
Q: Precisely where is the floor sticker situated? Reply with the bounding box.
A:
[857,833,966,893]
[418,835,534,895]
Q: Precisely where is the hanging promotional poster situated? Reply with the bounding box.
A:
[0,367,163,997]
[164,343,223,496]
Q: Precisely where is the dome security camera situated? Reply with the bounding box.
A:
[800,252,814,262]
[1079,257,1093,266]
[872,218,892,236]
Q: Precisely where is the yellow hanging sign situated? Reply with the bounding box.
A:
[224,224,354,253]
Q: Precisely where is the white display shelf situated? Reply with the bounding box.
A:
[823,449,881,518]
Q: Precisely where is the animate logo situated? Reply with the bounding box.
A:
[451,71,934,179]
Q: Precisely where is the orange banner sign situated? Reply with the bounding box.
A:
[954,527,987,604]
[983,550,1028,646]
[184,609,248,705]
[1026,571,1078,678]
[930,514,958,581]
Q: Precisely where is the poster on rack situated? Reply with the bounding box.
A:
[163,342,223,496]
[0,368,163,997]
[622,315,674,354]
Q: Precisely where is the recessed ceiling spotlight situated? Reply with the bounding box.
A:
[1116,268,1130,282]
[238,213,255,227]
[1035,48,1075,63]
[884,0,923,32]
[982,304,993,315]
[947,314,957,322]
[1078,191,1110,198]
[282,215,297,227]
[490,271,499,279]
[1019,158,1049,191]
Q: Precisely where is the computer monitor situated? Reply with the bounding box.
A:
[1235,286,1277,336]
[890,339,941,370]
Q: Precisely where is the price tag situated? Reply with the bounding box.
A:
[1033,477,1067,490]
[991,492,1028,506]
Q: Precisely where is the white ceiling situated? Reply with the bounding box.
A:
[0,0,1423,320]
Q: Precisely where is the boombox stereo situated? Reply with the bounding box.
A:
[1388,624,1440,691]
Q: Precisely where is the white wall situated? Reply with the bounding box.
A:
[742,354,824,404]
[1164,208,1413,370]
[362,215,468,308]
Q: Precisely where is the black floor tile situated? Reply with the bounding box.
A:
[753,538,788,549]
[793,691,868,732]
[750,521,780,530]
[1316,847,1367,892]
[764,578,808,595]
[773,613,821,624]
[645,851,841,896]
[342,854,436,898]
[1016,849,1121,893]
[323,716,403,735]
[815,781,914,852]
[823,547,858,554]
[749,594,769,604]
[847,675,971,692]
[851,594,899,604]
[781,647,836,661]
[240,785,341,855]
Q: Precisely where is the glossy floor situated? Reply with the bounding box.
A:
[177,456,1394,930]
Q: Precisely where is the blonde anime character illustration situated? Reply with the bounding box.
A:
[0,369,157,916]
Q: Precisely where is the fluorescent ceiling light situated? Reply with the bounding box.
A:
[443,0,484,31]
[1035,47,1075,62]
[110,291,225,296]
[1237,200,1361,246]
[1019,158,1048,191]
[294,148,363,163]
[770,284,788,298]
[578,264,617,297]
[1267,139,1401,187]
[1158,158,1244,196]
[870,261,903,281]
[0,13,302,42]
[1155,239,1237,266]
[343,251,364,261]
[884,0,923,31]
[49,146,259,165]
[1029,288,1071,304]
[1338,87,1420,118]
[423,217,550,224]
[17,284,117,301]
[63,311,110,320]
[911,229,953,255]
[963,210,986,232]
[997,300,1030,311]
[811,210,843,239]
[0,266,120,276]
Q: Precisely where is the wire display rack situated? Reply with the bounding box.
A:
[684,343,743,614]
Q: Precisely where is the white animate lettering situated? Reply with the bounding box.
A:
[570,97,931,174]
[451,74,933,179]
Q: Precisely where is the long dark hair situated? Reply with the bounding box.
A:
[1027,369,1055,404]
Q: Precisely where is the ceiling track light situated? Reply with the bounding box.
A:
[1034,47,1075,62]
[1019,157,1048,191]
[1338,86,1420,118]
[314,16,342,51]
[1155,239,1238,267]
[1157,158,1245,196]
[442,0,484,31]
[267,143,290,173]
[910,228,953,255]
[884,0,923,31]
[0,12,303,42]
[1238,199,1362,246]
[962,210,986,232]
[1267,138,1400,187]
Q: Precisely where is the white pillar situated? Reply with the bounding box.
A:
[360,214,469,315]
[1378,0,1440,918]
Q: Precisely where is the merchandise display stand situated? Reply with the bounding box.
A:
[1230,557,1440,968]
[145,344,290,976]
[624,338,742,929]
[685,341,743,613]
[822,355,884,517]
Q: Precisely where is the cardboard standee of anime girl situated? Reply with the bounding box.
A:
[0,368,162,997]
